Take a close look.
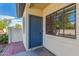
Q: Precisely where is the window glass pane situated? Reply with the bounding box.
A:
[51,13,58,35]
[57,10,64,36]
[64,4,75,13]
[63,5,76,39]
[23,17,25,33]
[46,15,52,34]
[46,3,76,39]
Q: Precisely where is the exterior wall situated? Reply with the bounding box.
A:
[22,5,29,50]
[22,4,43,50]
[43,3,79,56]
[23,3,79,55]
[8,27,23,43]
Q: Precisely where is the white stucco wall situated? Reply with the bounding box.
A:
[43,3,79,56]
[8,27,23,43]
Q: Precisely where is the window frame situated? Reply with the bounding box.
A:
[46,3,76,39]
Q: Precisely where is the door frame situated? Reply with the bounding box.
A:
[29,14,43,49]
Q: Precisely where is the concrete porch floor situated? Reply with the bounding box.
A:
[15,47,56,56]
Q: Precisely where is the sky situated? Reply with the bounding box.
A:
[0,3,75,27]
[0,3,22,27]
[0,3,16,17]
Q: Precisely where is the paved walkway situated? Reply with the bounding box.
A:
[0,41,25,56]
[0,41,55,56]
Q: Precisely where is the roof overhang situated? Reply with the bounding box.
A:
[16,3,50,17]
[16,3,26,17]
[29,3,50,10]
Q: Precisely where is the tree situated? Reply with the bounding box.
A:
[0,20,6,30]
[15,24,22,29]
[2,18,11,27]
[0,18,11,30]
[63,12,74,29]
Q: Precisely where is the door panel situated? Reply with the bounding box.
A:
[29,15,43,48]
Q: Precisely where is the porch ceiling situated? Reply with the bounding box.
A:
[29,3,50,10]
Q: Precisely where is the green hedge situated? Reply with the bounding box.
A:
[0,34,8,44]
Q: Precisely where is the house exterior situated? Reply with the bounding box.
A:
[16,3,79,56]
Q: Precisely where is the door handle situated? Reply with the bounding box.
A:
[40,32,42,34]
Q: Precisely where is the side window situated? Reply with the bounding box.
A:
[46,3,76,39]
[63,4,76,39]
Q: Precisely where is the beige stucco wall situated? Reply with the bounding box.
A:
[43,3,79,56]
[23,3,79,55]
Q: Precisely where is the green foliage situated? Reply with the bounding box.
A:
[0,34,8,44]
[2,18,11,26]
[0,20,6,30]
[53,17,63,29]
[53,12,74,29]
[0,18,10,44]
[0,18,11,30]
[15,24,22,29]
[63,13,74,29]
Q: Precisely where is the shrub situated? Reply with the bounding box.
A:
[0,34,8,44]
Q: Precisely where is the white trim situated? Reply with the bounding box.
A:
[27,46,43,51]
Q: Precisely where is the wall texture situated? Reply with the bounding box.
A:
[22,5,28,50]
[23,3,79,55]
[22,4,43,50]
[43,3,79,56]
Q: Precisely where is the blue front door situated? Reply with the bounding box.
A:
[29,15,43,48]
